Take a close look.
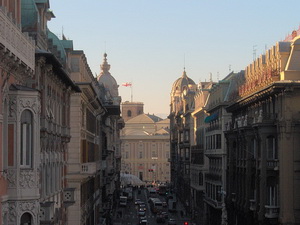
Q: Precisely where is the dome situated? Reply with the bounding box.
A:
[171,69,195,96]
[97,53,119,97]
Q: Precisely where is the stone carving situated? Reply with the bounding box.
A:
[8,202,17,223]
[8,96,17,118]
[6,169,16,188]
[19,170,37,188]
[19,98,40,114]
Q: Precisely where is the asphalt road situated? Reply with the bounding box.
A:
[112,187,191,225]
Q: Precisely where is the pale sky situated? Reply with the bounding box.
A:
[48,0,300,119]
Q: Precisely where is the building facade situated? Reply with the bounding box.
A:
[121,101,144,122]
[1,1,123,225]
[225,34,300,225]
[97,53,124,225]
[190,81,213,225]
[121,105,170,184]
[169,69,197,212]
[0,0,36,223]
[203,71,244,225]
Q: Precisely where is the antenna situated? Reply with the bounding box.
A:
[209,73,212,82]
[184,53,186,69]
[217,72,220,81]
[104,41,107,53]
[229,65,231,72]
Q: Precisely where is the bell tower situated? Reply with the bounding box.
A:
[121,101,144,122]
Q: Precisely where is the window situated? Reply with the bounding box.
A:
[20,110,33,167]
[198,172,203,186]
[139,152,143,159]
[127,110,132,117]
[267,136,277,159]
[166,151,170,159]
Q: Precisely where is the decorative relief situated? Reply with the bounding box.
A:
[19,201,35,213]
[8,96,17,118]
[19,98,40,114]
[6,169,16,188]
[8,202,17,223]
[19,170,37,188]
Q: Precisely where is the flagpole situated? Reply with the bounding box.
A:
[130,83,133,102]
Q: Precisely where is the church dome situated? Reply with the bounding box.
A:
[97,53,119,97]
[171,69,195,96]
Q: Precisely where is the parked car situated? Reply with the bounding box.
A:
[139,203,147,211]
[161,211,169,219]
[138,208,146,217]
[168,218,177,225]
[139,219,148,225]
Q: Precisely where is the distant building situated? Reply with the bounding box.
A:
[169,69,197,211]
[121,101,144,122]
[121,103,170,184]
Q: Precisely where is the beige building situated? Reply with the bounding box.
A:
[225,31,300,225]
[120,106,170,184]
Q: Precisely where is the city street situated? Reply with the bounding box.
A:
[112,187,191,225]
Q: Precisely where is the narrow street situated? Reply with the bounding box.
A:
[112,187,192,225]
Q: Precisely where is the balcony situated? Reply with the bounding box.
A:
[204,196,222,209]
[266,160,279,170]
[81,162,97,175]
[265,205,279,218]
[0,7,35,70]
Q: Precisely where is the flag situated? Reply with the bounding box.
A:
[122,82,132,87]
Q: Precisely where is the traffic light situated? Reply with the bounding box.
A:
[184,222,188,225]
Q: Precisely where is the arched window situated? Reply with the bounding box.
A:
[127,110,132,117]
[21,110,33,167]
[20,212,32,225]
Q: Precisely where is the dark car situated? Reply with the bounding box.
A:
[139,203,147,211]
[156,214,166,223]
[161,211,169,219]
[138,208,146,217]
[167,218,177,225]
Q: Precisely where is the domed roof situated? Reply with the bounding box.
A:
[97,53,119,97]
[171,69,195,96]
[126,113,162,124]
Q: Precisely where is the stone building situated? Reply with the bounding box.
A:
[66,50,106,225]
[0,1,36,224]
[97,53,124,224]
[169,69,197,211]
[121,101,144,122]
[0,1,123,225]
[224,33,300,225]
[190,81,214,224]
[121,103,170,184]
[203,71,244,225]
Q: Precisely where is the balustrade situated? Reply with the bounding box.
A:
[0,7,34,70]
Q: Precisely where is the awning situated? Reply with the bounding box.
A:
[204,112,218,123]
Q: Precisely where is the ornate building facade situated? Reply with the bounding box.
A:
[225,34,300,225]
[121,104,170,184]
[169,69,197,212]
[0,1,123,225]
[190,81,213,225]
